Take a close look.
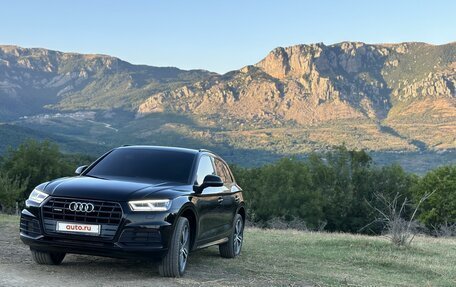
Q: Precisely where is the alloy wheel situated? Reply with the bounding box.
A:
[179,223,190,273]
[233,218,243,255]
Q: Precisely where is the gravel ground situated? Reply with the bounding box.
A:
[0,220,196,286]
[0,217,311,287]
[0,221,230,287]
[2,215,454,286]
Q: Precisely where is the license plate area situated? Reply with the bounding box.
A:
[56,222,100,236]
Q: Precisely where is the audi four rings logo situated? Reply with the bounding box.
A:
[68,202,95,213]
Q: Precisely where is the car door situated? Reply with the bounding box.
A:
[223,161,243,220]
[194,155,226,242]
[213,158,237,235]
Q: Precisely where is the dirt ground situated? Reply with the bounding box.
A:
[3,214,455,287]
[0,218,311,287]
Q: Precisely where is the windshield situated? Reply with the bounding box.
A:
[85,148,196,184]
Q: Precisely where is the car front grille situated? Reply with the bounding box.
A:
[42,197,122,224]
[42,197,123,240]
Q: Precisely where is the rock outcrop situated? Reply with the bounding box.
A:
[138,42,456,127]
[1,42,455,151]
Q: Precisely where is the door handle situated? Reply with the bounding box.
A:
[217,197,224,204]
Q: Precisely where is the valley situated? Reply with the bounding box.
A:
[1,42,455,172]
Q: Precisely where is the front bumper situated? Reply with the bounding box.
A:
[20,198,178,259]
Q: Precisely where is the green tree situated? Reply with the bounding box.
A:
[0,140,74,202]
[364,165,419,234]
[369,165,418,213]
[0,171,28,212]
[232,159,324,228]
[307,147,375,232]
[412,165,456,228]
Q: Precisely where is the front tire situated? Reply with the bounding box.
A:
[219,213,244,258]
[159,217,190,277]
[31,249,66,265]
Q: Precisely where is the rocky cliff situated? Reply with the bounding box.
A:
[136,42,456,150]
[1,43,455,152]
[138,42,455,124]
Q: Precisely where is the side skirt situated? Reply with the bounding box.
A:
[195,237,229,250]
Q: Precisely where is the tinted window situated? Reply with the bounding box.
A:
[196,156,215,185]
[86,148,196,184]
[214,158,230,183]
[222,162,233,183]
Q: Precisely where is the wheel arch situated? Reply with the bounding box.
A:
[177,204,199,251]
[237,205,246,224]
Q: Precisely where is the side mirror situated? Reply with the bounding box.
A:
[75,165,88,175]
[194,175,223,193]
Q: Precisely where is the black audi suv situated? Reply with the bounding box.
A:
[20,146,245,277]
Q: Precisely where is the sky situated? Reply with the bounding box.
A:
[1,0,455,74]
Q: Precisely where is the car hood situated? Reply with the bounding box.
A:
[42,176,190,201]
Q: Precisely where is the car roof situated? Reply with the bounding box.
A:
[117,145,211,155]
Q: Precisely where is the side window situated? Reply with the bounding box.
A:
[214,158,233,184]
[214,159,228,183]
[196,155,215,185]
[222,162,234,183]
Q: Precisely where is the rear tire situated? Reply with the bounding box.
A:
[158,217,190,277]
[219,213,244,258]
[31,249,66,265]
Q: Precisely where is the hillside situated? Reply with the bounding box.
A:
[137,42,456,152]
[0,45,215,120]
[1,43,455,168]
[0,123,106,155]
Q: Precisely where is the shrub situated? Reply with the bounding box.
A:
[412,165,456,228]
[0,171,28,213]
[0,139,84,204]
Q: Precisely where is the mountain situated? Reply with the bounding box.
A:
[137,42,456,152]
[0,123,106,155]
[1,43,455,170]
[0,45,215,120]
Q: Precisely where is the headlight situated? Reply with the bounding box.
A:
[28,189,49,204]
[128,199,171,211]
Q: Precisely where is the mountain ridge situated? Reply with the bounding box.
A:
[0,44,216,119]
[1,42,455,159]
[139,42,456,126]
[0,44,216,72]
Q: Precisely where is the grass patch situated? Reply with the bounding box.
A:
[0,213,20,224]
[2,214,454,286]
[195,227,456,286]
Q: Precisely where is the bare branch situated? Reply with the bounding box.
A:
[368,188,437,246]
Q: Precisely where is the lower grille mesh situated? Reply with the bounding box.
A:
[20,216,41,238]
[118,229,161,246]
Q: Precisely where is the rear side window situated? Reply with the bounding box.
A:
[222,162,234,183]
[214,158,233,184]
[195,155,215,185]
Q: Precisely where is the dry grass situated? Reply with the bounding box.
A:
[1,215,455,286]
[237,228,456,286]
[215,120,416,154]
[387,120,456,150]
